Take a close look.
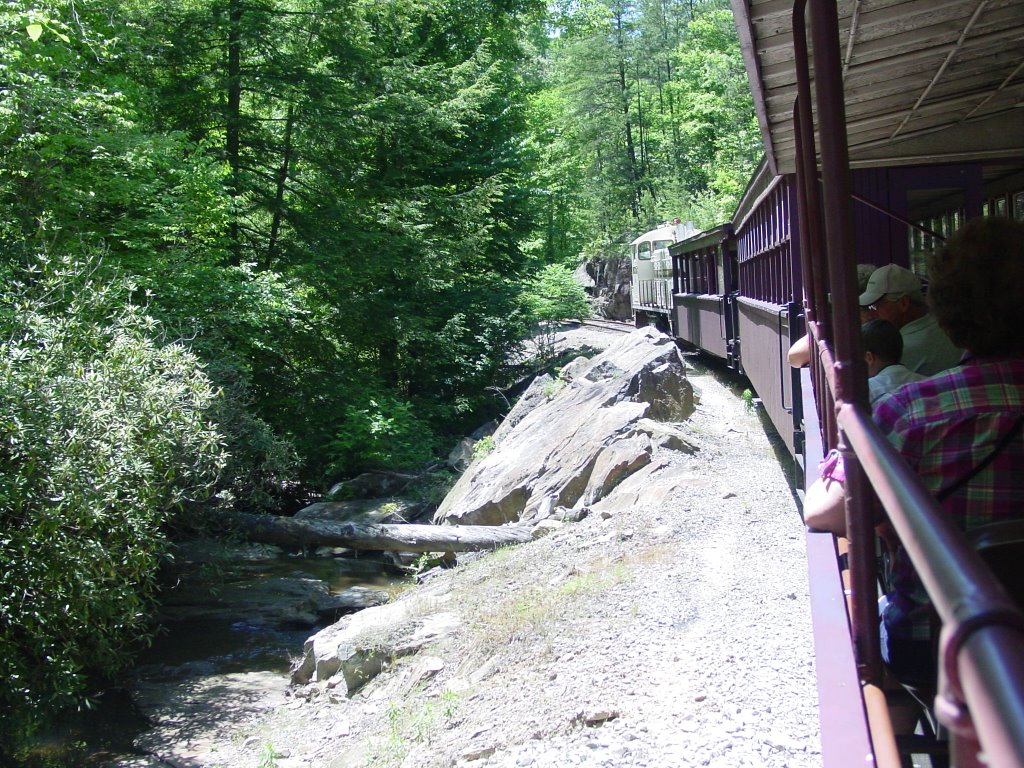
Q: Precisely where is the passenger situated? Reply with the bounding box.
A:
[788,264,878,369]
[858,263,963,375]
[861,319,924,407]
[874,216,1024,689]
[787,334,811,368]
[802,319,924,534]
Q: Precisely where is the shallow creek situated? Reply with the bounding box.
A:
[23,546,408,767]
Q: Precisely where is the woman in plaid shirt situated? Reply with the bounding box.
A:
[874,216,1024,688]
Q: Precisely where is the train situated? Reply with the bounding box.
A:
[631,0,1024,766]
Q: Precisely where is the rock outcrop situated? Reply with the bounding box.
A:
[434,327,695,527]
[291,594,460,693]
[577,256,632,321]
[290,327,697,696]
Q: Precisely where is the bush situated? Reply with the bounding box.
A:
[327,392,437,478]
[523,264,592,326]
[202,361,299,513]
[522,264,592,363]
[0,255,226,754]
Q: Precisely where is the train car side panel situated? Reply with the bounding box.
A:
[675,294,728,359]
[736,296,798,456]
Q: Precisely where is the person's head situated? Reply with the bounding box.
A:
[928,216,1024,356]
[858,264,927,328]
[861,318,903,376]
[857,264,879,323]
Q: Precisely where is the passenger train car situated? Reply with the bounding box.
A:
[632,1,1024,766]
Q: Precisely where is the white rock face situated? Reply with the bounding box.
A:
[434,328,695,527]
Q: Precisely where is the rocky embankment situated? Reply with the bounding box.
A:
[119,325,820,768]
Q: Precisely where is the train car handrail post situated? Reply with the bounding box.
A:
[792,5,836,458]
[806,0,880,685]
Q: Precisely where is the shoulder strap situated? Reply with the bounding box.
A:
[936,415,1024,502]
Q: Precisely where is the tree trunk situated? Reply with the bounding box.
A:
[613,11,640,219]
[226,0,243,261]
[266,103,295,269]
[221,512,533,552]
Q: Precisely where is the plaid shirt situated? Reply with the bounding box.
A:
[873,356,1024,641]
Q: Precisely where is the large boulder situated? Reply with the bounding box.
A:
[291,597,460,695]
[295,498,420,525]
[580,256,632,321]
[327,471,420,500]
[434,328,694,526]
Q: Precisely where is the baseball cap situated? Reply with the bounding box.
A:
[858,264,922,306]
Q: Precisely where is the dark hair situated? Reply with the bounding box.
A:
[928,217,1024,356]
[861,318,903,364]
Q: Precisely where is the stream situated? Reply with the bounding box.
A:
[21,544,409,767]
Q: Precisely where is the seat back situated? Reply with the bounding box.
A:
[967,519,1024,609]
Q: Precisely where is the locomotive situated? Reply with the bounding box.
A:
[631,0,1024,766]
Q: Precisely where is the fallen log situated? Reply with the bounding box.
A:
[221,511,533,553]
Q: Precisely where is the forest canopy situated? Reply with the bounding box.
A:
[0,0,757,751]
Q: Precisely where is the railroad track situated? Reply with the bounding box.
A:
[579,318,634,333]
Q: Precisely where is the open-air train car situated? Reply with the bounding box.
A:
[731,0,1024,763]
[639,0,1024,766]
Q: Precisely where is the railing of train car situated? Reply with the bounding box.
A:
[669,226,741,367]
[735,176,797,306]
[677,246,720,296]
[634,278,672,311]
[792,1,1024,766]
[731,174,804,454]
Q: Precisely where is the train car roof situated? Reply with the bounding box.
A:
[668,223,733,256]
[731,0,1024,175]
[630,224,679,244]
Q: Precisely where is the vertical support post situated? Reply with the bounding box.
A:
[792,5,837,456]
[808,0,881,683]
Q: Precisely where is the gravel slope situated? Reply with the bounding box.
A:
[124,327,821,768]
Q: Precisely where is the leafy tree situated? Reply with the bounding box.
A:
[534,0,757,255]
[0,256,226,756]
[665,6,760,225]
[523,263,592,362]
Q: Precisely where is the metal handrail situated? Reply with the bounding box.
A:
[839,404,1024,768]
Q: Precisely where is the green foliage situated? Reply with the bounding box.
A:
[524,264,592,325]
[258,742,282,768]
[529,0,759,254]
[542,377,568,399]
[472,435,496,460]
[742,388,755,412]
[522,263,591,363]
[370,694,463,767]
[327,393,437,477]
[0,255,226,753]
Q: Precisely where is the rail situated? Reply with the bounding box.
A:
[839,406,1024,768]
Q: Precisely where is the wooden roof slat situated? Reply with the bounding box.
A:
[734,0,1024,173]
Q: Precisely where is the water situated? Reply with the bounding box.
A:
[19,550,407,767]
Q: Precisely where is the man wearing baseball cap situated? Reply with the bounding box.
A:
[858,263,962,375]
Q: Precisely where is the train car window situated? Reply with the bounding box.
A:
[1015,192,1024,222]
[638,242,652,260]
[716,253,725,295]
[995,196,1008,218]
[653,240,672,252]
